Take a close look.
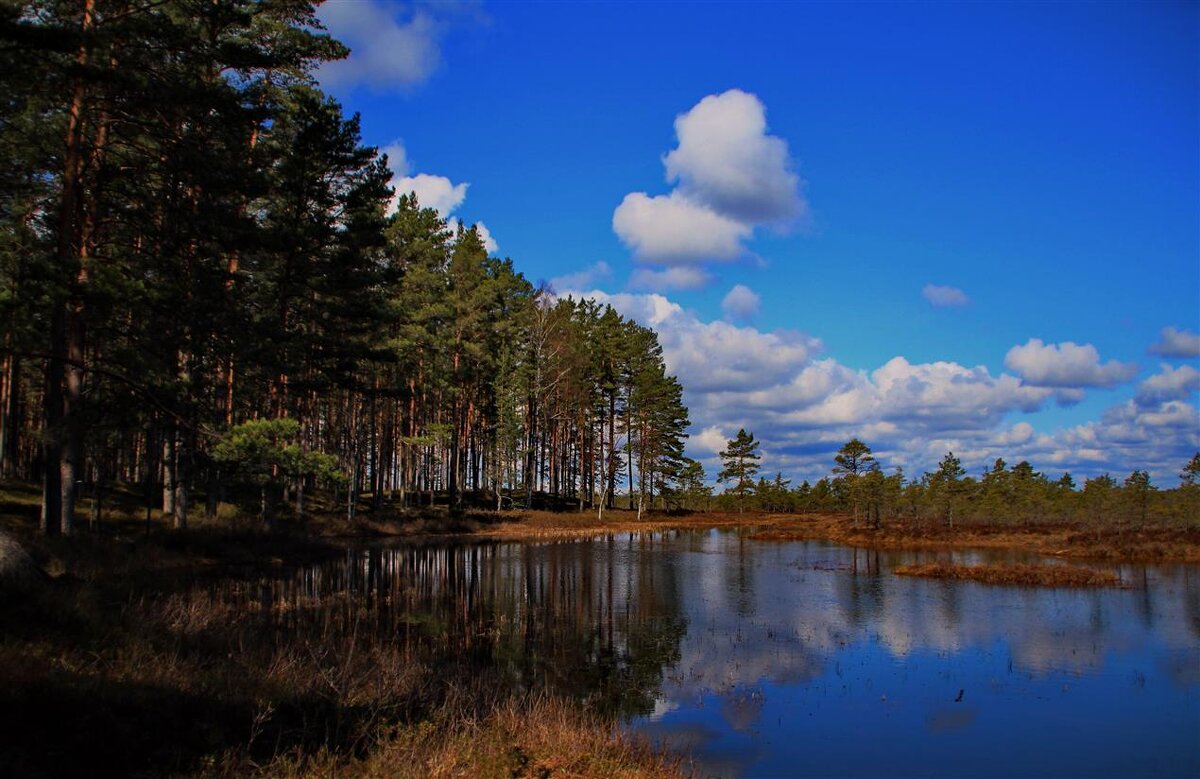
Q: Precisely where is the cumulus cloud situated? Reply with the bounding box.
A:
[556,289,1194,484]
[663,89,804,224]
[317,2,444,91]
[721,284,761,321]
[612,192,749,264]
[628,266,712,291]
[395,173,469,216]
[1003,338,1138,389]
[612,89,805,275]
[1148,326,1200,358]
[1135,364,1200,406]
[691,426,730,455]
[474,221,498,254]
[383,140,496,252]
[547,286,1193,483]
[380,142,410,177]
[922,283,970,308]
[384,140,469,216]
[549,261,612,292]
[570,290,820,394]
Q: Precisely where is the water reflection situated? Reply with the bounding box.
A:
[210,535,687,718]
[205,530,1199,777]
[640,532,1200,778]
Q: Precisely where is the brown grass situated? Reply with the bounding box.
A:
[6,475,1194,564]
[0,539,686,779]
[747,512,1200,563]
[263,696,688,779]
[893,561,1123,588]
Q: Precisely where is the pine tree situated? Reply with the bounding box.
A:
[833,438,874,524]
[718,428,761,512]
[929,451,966,527]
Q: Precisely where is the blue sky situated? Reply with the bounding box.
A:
[316,0,1199,485]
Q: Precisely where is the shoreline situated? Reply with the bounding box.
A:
[346,509,1200,565]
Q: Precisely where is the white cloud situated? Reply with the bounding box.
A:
[628,265,712,291]
[394,173,469,217]
[666,323,819,394]
[996,422,1035,446]
[1148,326,1200,358]
[612,89,805,267]
[1135,364,1200,406]
[571,290,820,394]
[922,283,970,308]
[385,140,494,249]
[474,221,498,254]
[721,284,761,321]
[317,2,443,91]
[612,192,749,264]
[550,288,1196,484]
[664,89,804,224]
[381,142,410,177]
[1003,338,1138,388]
[549,261,611,292]
[384,141,470,217]
[691,426,729,455]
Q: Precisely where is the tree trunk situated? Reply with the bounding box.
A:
[40,309,64,536]
[163,433,176,516]
[42,0,97,536]
[0,351,19,479]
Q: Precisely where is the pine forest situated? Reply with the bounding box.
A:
[0,0,691,534]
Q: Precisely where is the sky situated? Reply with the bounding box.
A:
[314,0,1200,486]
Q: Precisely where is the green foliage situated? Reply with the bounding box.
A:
[213,419,342,487]
[718,429,761,509]
[833,438,874,477]
[1181,453,1200,487]
[0,0,694,528]
[833,438,875,523]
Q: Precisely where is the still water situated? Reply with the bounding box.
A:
[216,529,1199,777]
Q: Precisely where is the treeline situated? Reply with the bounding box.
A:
[683,431,1199,527]
[0,0,689,533]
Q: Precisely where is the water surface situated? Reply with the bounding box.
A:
[212,529,1200,777]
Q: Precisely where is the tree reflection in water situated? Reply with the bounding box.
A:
[200,529,1200,777]
[205,533,688,719]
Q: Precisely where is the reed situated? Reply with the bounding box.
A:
[893,561,1123,588]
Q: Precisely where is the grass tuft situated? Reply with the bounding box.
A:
[893,561,1123,588]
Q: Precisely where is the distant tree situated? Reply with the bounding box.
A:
[858,462,887,529]
[1123,470,1154,526]
[980,458,1011,521]
[792,479,812,510]
[755,471,792,513]
[718,428,761,512]
[833,438,874,524]
[810,477,835,510]
[1051,473,1078,521]
[1084,473,1118,524]
[1177,454,1200,526]
[1009,460,1047,524]
[1181,453,1200,487]
[668,457,711,511]
[834,438,874,477]
[929,451,966,527]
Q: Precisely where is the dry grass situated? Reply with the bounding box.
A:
[893,561,1124,588]
[0,529,686,779]
[261,696,689,779]
[350,506,768,542]
[747,512,1200,563]
[8,473,1193,564]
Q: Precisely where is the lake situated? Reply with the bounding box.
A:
[211,528,1200,777]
